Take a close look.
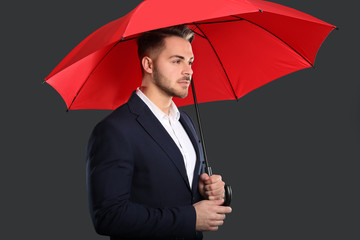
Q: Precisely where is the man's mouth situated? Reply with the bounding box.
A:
[178,77,191,86]
[178,80,190,86]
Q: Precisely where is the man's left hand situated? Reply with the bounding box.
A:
[198,173,225,200]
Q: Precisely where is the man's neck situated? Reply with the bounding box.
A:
[139,86,172,115]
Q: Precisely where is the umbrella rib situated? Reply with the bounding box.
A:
[193,23,238,100]
[67,40,123,110]
[121,36,138,42]
[185,25,206,39]
[192,31,206,39]
[232,15,314,67]
[186,18,244,39]
[194,18,244,25]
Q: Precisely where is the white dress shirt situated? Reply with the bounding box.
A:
[136,88,196,187]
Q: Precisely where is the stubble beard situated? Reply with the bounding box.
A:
[153,66,190,99]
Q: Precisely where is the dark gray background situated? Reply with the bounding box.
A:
[2,0,358,239]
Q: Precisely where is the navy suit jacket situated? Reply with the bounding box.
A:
[86,92,204,240]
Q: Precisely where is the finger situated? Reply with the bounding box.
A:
[204,175,221,184]
[206,188,225,198]
[208,226,219,231]
[205,186,225,194]
[210,199,224,206]
[216,206,232,214]
[209,220,224,227]
[204,175,222,184]
[210,213,226,221]
[204,181,225,191]
[208,194,224,200]
[200,173,209,182]
[207,192,224,200]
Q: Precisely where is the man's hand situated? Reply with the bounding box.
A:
[198,173,225,200]
[193,199,232,231]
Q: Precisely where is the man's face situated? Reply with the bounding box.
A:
[152,36,194,98]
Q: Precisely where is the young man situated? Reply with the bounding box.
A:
[86,25,232,240]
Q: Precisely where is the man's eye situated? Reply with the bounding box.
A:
[173,60,180,64]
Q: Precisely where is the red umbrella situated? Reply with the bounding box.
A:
[45,0,336,206]
[45,0,336,110]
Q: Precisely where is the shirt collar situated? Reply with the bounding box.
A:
[136,88,180,121]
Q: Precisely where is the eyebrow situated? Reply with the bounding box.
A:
[169,55,194,61]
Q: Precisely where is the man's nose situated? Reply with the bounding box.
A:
[183,64,193,76]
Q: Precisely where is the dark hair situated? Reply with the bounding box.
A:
[137,25,194,61]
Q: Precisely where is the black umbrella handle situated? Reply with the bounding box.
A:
[223,184,232,206]
[191,79,232,206]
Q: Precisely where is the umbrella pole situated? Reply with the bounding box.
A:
[190,78,232,206]
[190,79,212,176]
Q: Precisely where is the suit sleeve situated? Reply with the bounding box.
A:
[86,121,197,239]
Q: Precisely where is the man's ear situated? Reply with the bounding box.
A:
[141,56,153,74]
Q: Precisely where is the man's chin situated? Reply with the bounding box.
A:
[174,91,189,99]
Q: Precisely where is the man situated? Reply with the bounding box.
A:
[86,25,232,240]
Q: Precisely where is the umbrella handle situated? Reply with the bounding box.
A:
[223,184,232,206]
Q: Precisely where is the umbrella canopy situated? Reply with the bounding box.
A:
[45,0,335,110]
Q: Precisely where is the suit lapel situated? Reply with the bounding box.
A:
[127,93,191,191]
[179,112,202,195]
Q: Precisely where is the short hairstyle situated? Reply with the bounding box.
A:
[137,25,195,62]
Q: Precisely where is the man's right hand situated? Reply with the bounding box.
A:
[193,199,232,231]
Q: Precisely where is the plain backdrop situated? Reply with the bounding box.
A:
[2,0,358,239]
